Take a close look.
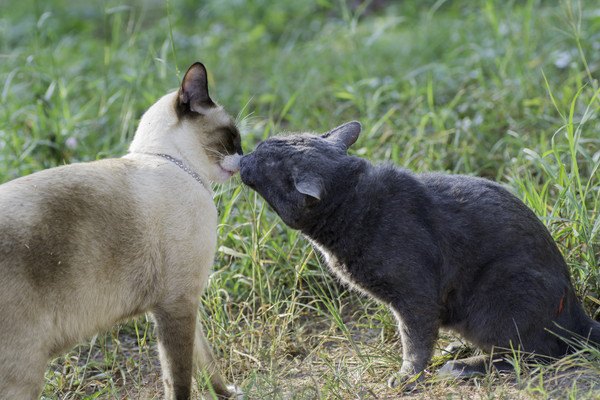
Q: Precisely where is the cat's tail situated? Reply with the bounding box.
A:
[568,295,600,348]
[555,290,600,351]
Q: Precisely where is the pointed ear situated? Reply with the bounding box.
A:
[322,121,361,151]
[178,62,216,115]
[294,175,322,202]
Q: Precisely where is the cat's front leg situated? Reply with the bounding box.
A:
[387,307,439,390]
[192,317,242,398]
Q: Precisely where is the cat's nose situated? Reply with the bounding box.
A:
[239,155,253,185]
[240,153,255,168]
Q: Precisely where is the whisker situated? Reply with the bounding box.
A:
[236,97,254,125]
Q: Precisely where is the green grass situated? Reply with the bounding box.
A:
[1,0,599,398]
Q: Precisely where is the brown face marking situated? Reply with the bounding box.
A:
[203,124,243,162]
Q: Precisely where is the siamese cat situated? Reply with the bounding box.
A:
[239,121,600,388]
[0,62,242,399]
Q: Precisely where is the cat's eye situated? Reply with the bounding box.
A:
[218,126,239,138]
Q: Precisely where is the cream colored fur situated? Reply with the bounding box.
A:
[0,64,241,399]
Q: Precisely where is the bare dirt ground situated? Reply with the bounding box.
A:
[47,313,600,399]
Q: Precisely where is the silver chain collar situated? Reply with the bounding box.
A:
[153,153,211,193]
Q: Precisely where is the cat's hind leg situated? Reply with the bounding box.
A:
[462,260,567,358]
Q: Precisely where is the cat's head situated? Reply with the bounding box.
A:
[240,121,361,229]
[131,62,243,183]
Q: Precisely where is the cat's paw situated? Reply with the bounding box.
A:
[224,385,244,399]
[437,355,514,380]
[437,360,474,379]
[436,355,490,380]
[206,384,243,399]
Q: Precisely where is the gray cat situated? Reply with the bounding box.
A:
[239,121,600,387]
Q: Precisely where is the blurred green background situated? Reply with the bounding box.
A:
[1,0,599,398]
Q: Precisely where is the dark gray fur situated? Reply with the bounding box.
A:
[239,121,600,386]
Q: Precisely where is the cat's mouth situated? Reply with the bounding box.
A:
[219,154,242,176]
[219,165,236,177]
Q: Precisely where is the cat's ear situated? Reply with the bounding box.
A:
[322,121,361,151]
[294,174,323,202]
[178,62,216,115]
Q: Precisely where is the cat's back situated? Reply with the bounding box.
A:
[417,172,536,228]
[0,156,215,230]
[416,172,566,271]
[418,173,517,214]
[0,159,145,236]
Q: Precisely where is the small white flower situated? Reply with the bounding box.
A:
[65,137,78,150]
[553,51,572,69]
